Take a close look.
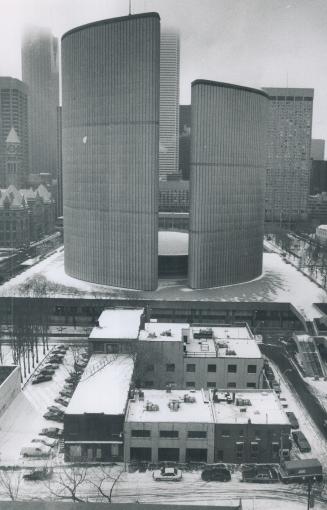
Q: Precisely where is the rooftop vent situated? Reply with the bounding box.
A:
[236,398,252,407]
[162,329,172,337]
[240,408,247,412]
[148,332,157,339]
[226,349,236,356]
[194,328,213,339]
[168,400,180,411]
[217,342,228,348]
[145,401,159,412]
[184,394,196,403]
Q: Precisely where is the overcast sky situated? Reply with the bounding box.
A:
[1,0,326,153]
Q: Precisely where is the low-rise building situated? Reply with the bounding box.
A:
[316,225,327,244]
[0,366,21,417]
[136,322,264,390]
[124,389,215,463]
[88,308,145,355]
[64,354,134,462]
[211,390,291,463]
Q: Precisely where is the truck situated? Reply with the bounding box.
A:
[278,459,323,484]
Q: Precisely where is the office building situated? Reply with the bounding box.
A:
[179,104,191,179]
[263,88,314,222]
[22,27,59,178]
[311,139,325,161]
[124,389,291,464]
[56,106,63,218]
[62,13,160,290]
[310,160,327,194]
[136,322,264,390]
[189,80,268,289]
[308,192,327,222]
[159,179,189,212]
[159,31,180,179]
[0,77,29,188]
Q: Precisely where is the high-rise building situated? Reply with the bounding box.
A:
[179,104,191,180]
[0,77,29,188]
[189,80,268,289]
[56,106,62,218]
[62,13,160,290]
[22,27,59,178]
[159,30,180,180]
[311,139,325,161]
[263,88,314,222]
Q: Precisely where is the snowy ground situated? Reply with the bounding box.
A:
[0,249,326,321]
[306,377,327,414]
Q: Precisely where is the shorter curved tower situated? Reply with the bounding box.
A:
[188,80,268,289]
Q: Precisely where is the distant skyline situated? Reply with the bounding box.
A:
[0,0,326,156]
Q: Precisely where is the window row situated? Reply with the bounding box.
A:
[131,429,207,439]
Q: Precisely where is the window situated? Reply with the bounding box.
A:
[187,430,207,439]
[166,363,175,372]
[227,382,236,388]
[106,343,119,354]
[247,382,256,388]
[131,430,151,438]
[207,381,216,388]
[207,364,216,372]
[221,429,230,437]
[186,364,196,372]
[228,364,237,373]
[247,365,257,374]
[145,364,154,372]
[186,381,195,388]
[160,430,179,438]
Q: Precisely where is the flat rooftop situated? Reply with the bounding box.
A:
[66,354,134,415]
[185,326,261,358]
[0,249,325,321]
[139,322,189,342]
[89,309,143,340]
[125,389,213,424]
[212,390,289,426]
[0,366,17,385]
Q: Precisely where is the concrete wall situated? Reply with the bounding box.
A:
[0,366,21,418]
[62,13,160,290]
[189,81,268,288]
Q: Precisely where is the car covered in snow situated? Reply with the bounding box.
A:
[152,467,182,481]
[31,437,58,448]
[23,467,53,481]
[59,388,74,398]
[201,467,231,482]
[20,445,51,458]
[286,411,299,429]
[39,427,62,438]
[43,410,64,422]
[32,374,53,384]
[45,363,60,370]
[54,397,69,407]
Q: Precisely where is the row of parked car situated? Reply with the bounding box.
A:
[31,345,68,385]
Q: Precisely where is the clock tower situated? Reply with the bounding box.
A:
[5,127,24,188]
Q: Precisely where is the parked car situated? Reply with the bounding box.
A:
[242,467,278,483]
[292,430,311,453]
[43,411,64,422]
[286,411,299,429]
[32,374,52,384]
[39,427,62,438]
[47,405,64,414]
[31,437,58,448]
[20,445,51,458]
[37,368,55,376]
[153,467,182,481]
[201,467,231,482]
[54,397,69,407]
[23,467,53,481]
[59,388,74,398]
[45,363,60,370]
[49,355,64,363]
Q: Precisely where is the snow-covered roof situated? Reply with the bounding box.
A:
[212,390,289,425]
[139,322,189,342]
[89,309,144,340]
[66,354,134,415]
[125,389,213,424]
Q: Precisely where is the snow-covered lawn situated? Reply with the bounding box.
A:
[0,249,326,321]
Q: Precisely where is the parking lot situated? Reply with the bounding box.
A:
[0,345,86,465]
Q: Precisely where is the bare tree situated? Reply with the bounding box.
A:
[87,465,124,503]
[45,465,89,503]
[0,469,22,501]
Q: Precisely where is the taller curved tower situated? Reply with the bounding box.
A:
[188,80,268,289]
[61,13,160,290]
